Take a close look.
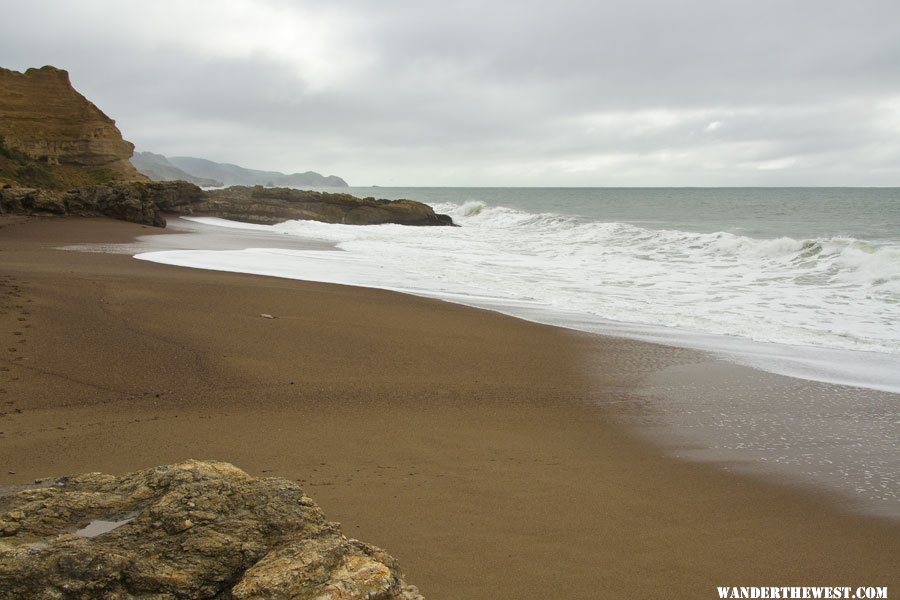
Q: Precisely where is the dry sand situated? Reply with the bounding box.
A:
[0,216,897,598]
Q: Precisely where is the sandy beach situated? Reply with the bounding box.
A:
[1,215,898,598]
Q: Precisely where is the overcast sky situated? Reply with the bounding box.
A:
[3,0,900,186]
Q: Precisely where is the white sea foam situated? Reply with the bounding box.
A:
[135,203,900,393]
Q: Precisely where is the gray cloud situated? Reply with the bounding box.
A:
[2,0,899,185]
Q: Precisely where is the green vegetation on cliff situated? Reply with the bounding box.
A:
[0,136,121,189]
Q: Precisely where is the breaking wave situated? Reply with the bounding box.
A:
[262,200,900,355]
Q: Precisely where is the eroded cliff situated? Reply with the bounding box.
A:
[0,65,146,188]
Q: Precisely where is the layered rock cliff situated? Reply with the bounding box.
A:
[0,66,146,188]
[0,460,423,599]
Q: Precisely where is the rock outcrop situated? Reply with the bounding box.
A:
[0,181,454,228]
[0,181,204,227]
[0,460,423,599]
[0,66,146,188]
[187,186,454,226]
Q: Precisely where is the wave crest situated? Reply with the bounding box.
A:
[264,198,900,354]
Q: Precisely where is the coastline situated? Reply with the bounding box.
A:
[1,216,898,597]
[141,213,900,397]
[136,216,900,518]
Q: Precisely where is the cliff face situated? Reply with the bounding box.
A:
[0,66,146,187]
[0,460,423,599]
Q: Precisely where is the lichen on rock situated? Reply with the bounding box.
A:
[0,460,423,599]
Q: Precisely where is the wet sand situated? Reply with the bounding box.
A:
[1,216,897,598]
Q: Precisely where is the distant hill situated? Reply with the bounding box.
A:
[157,155,348,188]
[130,152,222,187]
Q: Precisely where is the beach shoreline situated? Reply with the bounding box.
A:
[1,215,897,597]
[130,215,900,519]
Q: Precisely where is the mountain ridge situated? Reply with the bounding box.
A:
[130,151,223,187]
[133,153,349,188]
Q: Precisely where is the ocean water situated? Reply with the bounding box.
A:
[138,187,900,394]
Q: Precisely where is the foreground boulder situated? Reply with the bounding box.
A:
[0,460,423,599]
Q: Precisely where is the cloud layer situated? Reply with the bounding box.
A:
[3,0,899,185]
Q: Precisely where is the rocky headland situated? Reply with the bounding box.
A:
[0,65,452,228]
[0,460,422,599]
[0,66,146,189]
[0,181,454,228]
[194,186,454,226]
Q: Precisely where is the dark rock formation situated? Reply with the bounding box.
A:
[0,181,204,227]
[0,460,423,599]
[0,66,146,189]
[186,186,453,226]
[131,151,223,187]
[0,187,66,216]
[0,181,453,228]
